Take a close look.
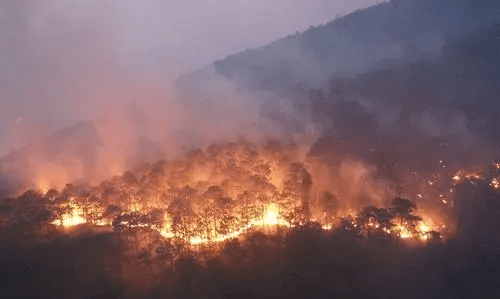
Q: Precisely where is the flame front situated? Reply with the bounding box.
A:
[44,141,453,249]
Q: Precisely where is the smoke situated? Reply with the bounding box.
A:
[0,0,498,231]
[184,0,500,223]
[2,0,387,196]
[1,0,499,213]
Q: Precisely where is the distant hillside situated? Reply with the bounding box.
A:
[176,0,500,93]
[175,0,500,185]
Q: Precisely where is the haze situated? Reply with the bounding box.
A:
[0,0,382,156]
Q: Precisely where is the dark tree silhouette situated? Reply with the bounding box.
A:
[390,197,417,216]
[321,191,338,226]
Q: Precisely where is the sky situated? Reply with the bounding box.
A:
[112,0,385,75]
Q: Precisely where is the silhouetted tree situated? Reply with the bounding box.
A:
[321,191,338,226]
[390,197,417,216]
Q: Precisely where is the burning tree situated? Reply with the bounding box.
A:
[320,191,338,227]
[24,140,448,255]
[338,197,440,241]
[283,163,313,223]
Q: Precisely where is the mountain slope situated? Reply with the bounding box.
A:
[177,0,500,92]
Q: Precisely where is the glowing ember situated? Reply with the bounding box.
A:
[490,177,500,189]
[465,173,482,180]
[322,224,333,230]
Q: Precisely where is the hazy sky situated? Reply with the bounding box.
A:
[110,0,385,76]
[0,0,384,155]
[20,0,386,77]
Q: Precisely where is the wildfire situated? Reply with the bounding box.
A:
[38,141,455,251]
[48,193,444,246]
[263,203,280,225]
[157,203,288,245]
[51,200,86,227]
[392,224,414,239]
[399,221,432,240]
[385,219,434,240]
